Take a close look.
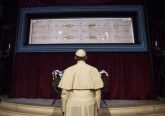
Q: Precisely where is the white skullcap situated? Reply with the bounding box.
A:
[75,49,86,57]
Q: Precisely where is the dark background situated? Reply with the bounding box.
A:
[0,0,165,99]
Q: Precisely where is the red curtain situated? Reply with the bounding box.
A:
[9,0,154,99]
[10,52,152,99]
[19,0,143,7]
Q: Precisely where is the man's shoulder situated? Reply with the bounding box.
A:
[86,63,98,71]
[64,63,98,71]
[65,64,76,71]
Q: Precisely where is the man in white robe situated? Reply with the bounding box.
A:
[58,49,104,116]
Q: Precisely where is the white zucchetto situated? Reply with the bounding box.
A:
[75,49,86,57]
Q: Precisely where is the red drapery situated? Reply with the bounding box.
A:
[19,0,143,7]
[8,0,155,99]
[11,52,152,99]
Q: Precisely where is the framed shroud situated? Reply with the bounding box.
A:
[16,5,148,52]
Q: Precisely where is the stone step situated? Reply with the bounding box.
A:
[0,101,165,116]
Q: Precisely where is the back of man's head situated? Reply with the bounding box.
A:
[75,49,87,61]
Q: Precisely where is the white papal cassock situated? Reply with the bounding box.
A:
[58,61,104,116]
